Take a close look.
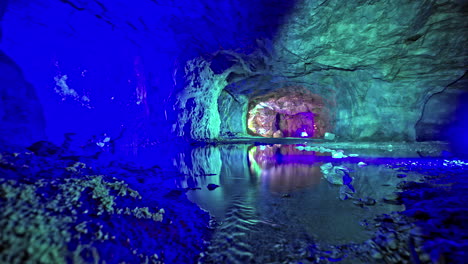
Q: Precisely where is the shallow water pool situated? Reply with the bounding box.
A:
[171,144,423,263]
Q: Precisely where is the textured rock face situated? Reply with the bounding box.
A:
[173,59,228,139]
[175,0,467,141]
[416,73,468,141]
[0,51,46,146]
[247,88,330,138]
[1,0,467,143]
[267,0,467,141]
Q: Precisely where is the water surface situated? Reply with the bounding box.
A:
[172,143,419,263]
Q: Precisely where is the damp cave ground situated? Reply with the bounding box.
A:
[0,139,467,263]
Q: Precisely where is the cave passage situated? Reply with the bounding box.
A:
[247,88,329,138]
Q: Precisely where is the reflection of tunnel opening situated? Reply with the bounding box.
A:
[247,87,331,138]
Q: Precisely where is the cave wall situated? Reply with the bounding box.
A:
[416,72,468,155]
[0,50,46,146]
[0,0,46,146]
[175,0,467,141]
[267,0,467,141]
[0,0,167,146]
[0,0,466,145]
[218,90,249,138]
[0,0,296,145]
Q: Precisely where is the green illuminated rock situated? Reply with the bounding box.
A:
[176,0,466,141]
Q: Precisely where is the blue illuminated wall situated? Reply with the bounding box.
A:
[0,0,295,146]
[0,0,466,154]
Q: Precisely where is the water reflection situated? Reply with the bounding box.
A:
[248,144,325,193]
[172,143,408,254]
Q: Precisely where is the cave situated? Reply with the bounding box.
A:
[0,0,467,263]
[247,87,330,138]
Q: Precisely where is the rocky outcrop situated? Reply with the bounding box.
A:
[247,87,330,138]
[1,0,467,143]
[286,0,467,140]
[219,0,467,141]
[0,51,46,146]
[173,58,228,139]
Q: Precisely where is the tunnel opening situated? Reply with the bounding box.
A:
[247,87,331,138]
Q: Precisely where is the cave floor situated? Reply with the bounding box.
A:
[0,140,466,263]
[174,140,466,263]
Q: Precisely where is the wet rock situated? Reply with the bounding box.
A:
[323,168,345,185]
[397,173,407,178]
[324,132,335,140]
[164,189,186,198]
[332,152,345,159]
[320,163,333,172]
[357,162,367,167]
[362,197,376,206]
[272,130,283,138]
[371,250,383,260]
[353,200,364,207]
[27,141,61,156]
[383,193,402,205]
[387,238,398,250]
[339,186,353,200]
[206,183,219,191]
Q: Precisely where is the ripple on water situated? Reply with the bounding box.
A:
[177,144,420,263]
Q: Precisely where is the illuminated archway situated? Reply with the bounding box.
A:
[247,87,330,138]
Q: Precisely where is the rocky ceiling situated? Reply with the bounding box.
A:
[0,0,467,146]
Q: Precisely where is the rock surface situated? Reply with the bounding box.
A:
[0,51,46,146]
[0,143,211,263]
[0,0,467,142]
[247,87,330,138]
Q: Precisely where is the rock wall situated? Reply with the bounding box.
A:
[218,90,249,138]
[215,0,467,141]
[1,0,466,143]
[173,58,228,139]
[1,0,46,146]
[0,51,46,146]
[416,73,468,141]
[270,0,467,141]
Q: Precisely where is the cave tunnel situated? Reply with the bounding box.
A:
[0,0,467,263]
[247,87,331,138]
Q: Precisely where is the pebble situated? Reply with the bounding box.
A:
[382,193,402,205]
[206,184,219,191]
[387,238,398,250]
[371,250,383,259]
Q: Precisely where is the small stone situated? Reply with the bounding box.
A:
[419,253,430,262]
[371,250,383,259]
[207,184,219,191]
[397,173,407,178]
[358,162,367,167]
[388,238,398,250]
[362,197,376,206]
[383,193,402,205]
[281,193,291,198]
[273,130,283,138]
[324,132,336,140]
[320,163,333,171]
[353,200,364,207]
[332,152,345,159]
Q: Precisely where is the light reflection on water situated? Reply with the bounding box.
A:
[112,142,430,262]
[248,144,324,193]
[172,143,411,262]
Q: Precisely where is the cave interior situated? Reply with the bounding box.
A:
[0,0,467,263]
